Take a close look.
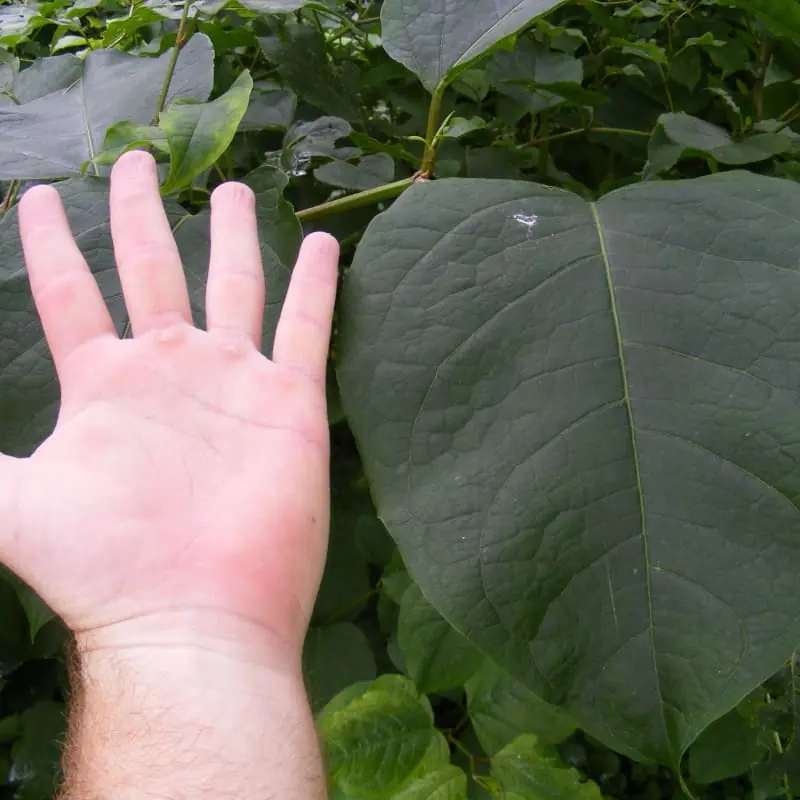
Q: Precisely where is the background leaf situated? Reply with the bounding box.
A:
[380,0,569,93]
[0,34,213,180]
[320,675,448,800]
[466,662,576,755]
[397,582,483,694]
[303,623,377,712]
[160,71,253,194]
[491,734,604,799]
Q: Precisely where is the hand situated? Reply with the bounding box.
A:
[0,150,340,662]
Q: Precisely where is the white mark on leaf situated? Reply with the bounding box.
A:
[512,213,539,235]
[289,150,311,176]
[606,558,619,634]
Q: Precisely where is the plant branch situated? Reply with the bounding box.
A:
[0,180,20,215]
[151,0,194,125]
[296,177,415,222]
[530,126,651,146]
[754,36,771,122]
[421,84,446,175]
[775,102,800,133]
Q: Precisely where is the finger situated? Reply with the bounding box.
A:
[18,185,116,369]
[109,150,192,336]
[272,232,339,384]
[206,182,265,347]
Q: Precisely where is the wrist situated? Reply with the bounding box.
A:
[64,610,325,799]
[74,606,304,675]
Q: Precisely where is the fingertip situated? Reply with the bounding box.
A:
[296,232,340,283]
[301,231,340,259]
[18,184,61,218]
[111,149,158,185]
[211,181,255,212]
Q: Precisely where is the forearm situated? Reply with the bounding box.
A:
[60,612,326,800]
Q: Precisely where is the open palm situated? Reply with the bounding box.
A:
[0,151,340,655]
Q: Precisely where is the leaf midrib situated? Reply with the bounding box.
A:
[590,201,672,762]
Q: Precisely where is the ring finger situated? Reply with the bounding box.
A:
[205,182,265,348]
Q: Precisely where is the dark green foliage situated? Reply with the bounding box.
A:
[3,0,800,797]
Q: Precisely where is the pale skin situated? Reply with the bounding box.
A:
[0,150,341,798]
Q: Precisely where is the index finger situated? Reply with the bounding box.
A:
[271,232,339,385]
[18,185,116,371]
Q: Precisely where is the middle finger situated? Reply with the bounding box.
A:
[109,150,192,336]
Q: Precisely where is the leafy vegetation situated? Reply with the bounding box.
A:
[2,0,800,797]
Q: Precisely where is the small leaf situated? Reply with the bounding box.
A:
[159,71,253,194]
[609,38,667,64]
[393,765,468,799]
[91,121,169,169]
[688,709,766,784]
[491,735,604,799]
[397,582,484,693]
[4,575,55,643]
[10,701,65,798]
[239,80,296,132]
[320,675,444,800]
[304,623,377,712]
[314,154,395,191]
[645,112,792,177]
[259,26,357,120]
[238,0,313,10]
[467,662,576,755]
[442,117,488,138]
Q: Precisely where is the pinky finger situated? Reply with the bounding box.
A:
[272,232,339,385]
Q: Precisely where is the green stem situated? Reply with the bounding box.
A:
[530,126,651,146]
[754,36,771,122]
[421,84,446,175]
[658,62,675,112]
[0,180,20,215]
[537,114,550,178]
[775,103,800,133]
[296,177,415,222]
[151,0,194,125]
[780,100,800,121]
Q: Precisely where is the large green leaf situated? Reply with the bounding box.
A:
[0,167,299,456]
[159,71,253,194]
[0,35,213,180]
[337,172,800,765]
[380,0,567,93]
